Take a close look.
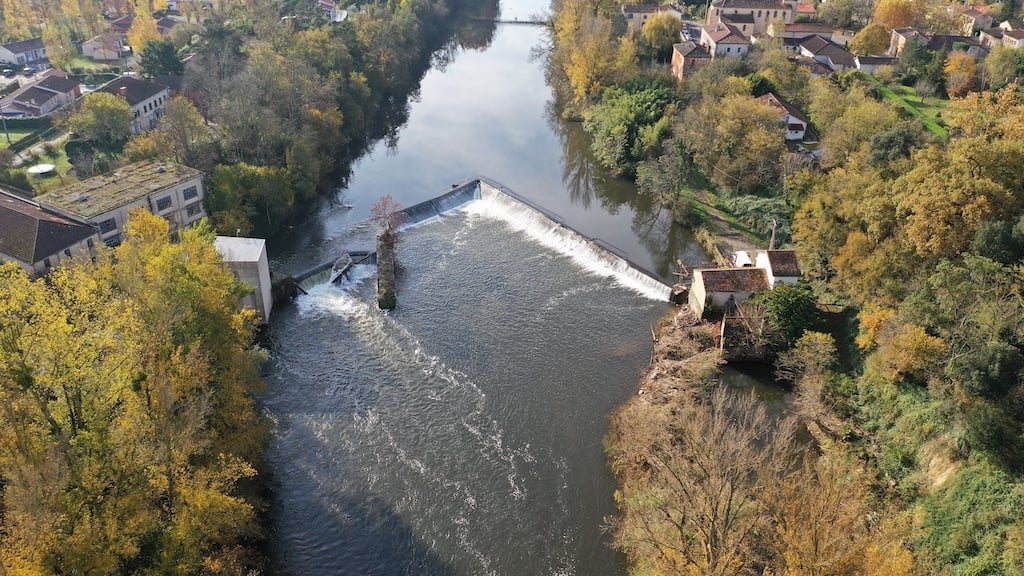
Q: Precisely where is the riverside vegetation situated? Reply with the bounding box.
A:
[549,0,1024,573]
[0,0,496,572]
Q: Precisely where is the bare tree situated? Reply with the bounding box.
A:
[612,387,798,576]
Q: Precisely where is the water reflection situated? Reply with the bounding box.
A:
[544,101,708,279]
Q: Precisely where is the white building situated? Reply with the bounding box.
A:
[732,249,801,287]
[36,160,206,247]
[701,22,750,57]
[621,3,684,33]
[98,76,171,134]
[215,236,273,323]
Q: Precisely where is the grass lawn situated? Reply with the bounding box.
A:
[0,130,36,149]
[66,56,120,74]
[867,77,949,139]
[19,142,79,193]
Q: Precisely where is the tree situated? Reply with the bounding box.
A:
[640,13,682,61]
[161,96,210,165]
[984,45,1024,89]
[42,24,76,69]
[583,81,676,176]
[750,282,820,350]
[127,9,161,52]
[560,14,618,102]
[945,51,978,97]
[611,387,798,576]
[139,38,184,77]
[66,92,133,146]
[849,23,891,56]
[873,0,922,30]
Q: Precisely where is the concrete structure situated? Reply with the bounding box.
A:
[215,236,273,322]
[98,76,171,134]
[0,37,47,66]
[701,22,750,57]
[36,160,206,247]
[671,41,712,80]
[0,189,99,276]
[622,3,684,32]
[689,267,770,318]
[757,92,807,140]
[706,0,793,36]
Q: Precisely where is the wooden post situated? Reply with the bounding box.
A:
[377,232,397,310]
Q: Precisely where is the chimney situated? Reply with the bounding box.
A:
[119,85,128,96]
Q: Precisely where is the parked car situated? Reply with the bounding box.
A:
[20,67,34,76]
[1,69,13,78]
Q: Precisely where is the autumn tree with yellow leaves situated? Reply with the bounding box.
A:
[0,210,267,575]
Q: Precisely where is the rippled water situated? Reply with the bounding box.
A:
[262,209,669,575]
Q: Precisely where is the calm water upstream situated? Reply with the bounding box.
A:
[261,6,740,575]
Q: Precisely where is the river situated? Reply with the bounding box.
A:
[261,5,720,575]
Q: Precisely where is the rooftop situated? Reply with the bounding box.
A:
[711,0,789,9]
[674,41,711,57]
[36,74,79,94]
[698,267,770,293]
[764,250,801,277]
[36,161,202,219]
[215,236,266,263]
[704,22,749,43]
[0,190,96,264]
[622,3,680,14]
[14,86,58,106]
[98,76,169,107]
[2,37,45,55]
[757,92,808,124]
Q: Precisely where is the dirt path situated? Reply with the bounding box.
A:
[694,191,760,258]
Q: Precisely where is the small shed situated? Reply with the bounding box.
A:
[689,267,770,318]
[755,249,801,287]
[215,236,272,323]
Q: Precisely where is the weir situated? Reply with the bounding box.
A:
[304,178,674,302]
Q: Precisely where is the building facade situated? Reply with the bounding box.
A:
[36,160,206,247]
[706,0,793,36]
[0,189,100,276]
[98,76,172,134]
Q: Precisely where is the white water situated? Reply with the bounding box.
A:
[467,184,673,301]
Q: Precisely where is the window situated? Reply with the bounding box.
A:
[156,196,172,211]
[86,238,95,249]
[104,234,122,247]
[727,47,731,52]
[186,202,203,217]
[183,185,199,200]
[64,248,72,257]
[757,10,761,16]
[98,218,117,234]
[43,258,52,268]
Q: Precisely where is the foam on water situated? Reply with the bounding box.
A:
[461,184,672,301]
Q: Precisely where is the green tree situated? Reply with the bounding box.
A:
[750,282,819,349]
[849,23,891,56]
[139,38,184,77]
[66,92,133,146]
[640,13,682,62]
[583,81,676,176]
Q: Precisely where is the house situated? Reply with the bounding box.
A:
[855,55,896,74]
[799,34,856,72]
[689,267,770,318]
[35,160,206,247]
[0,189,100,277]
[0,70,81,116]
[767,21,833,40]
[622,3,684,33]
[757,92,808,140]
[701,22,750,57]
[671,41,712,80]
[706,0,793,37]
[317,0,348,22]
[214,236,273,323]
[98,76,171,134]
[156,16,179,36]
[888,27,928,56]
[81,33,124,61]
[961,7,994,34]
[998,22,1024,48]
[0,38,47,67]
[109,14,134,34]
[927,34,984,56]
